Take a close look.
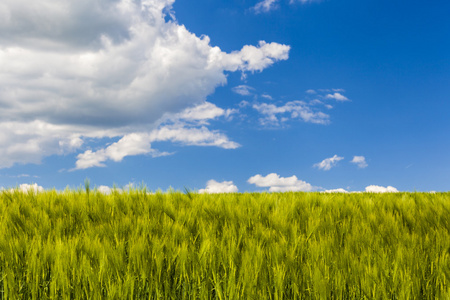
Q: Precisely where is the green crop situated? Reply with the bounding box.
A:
[0,188,449,299]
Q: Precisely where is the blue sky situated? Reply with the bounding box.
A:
[0,0,449,192]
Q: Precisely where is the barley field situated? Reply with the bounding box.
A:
[0,187,449,299]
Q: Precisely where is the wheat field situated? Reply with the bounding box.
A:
[0,187,449,299]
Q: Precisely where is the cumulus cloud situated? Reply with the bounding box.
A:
[365,185,399,193]
[10,183,45,193]
[0,0,290,169]
[326,93,349,101]
[224,41,290,73]
[253,101,330,125]
[0,121,85,168]
[248,173,313,192]
[97,185,113,194]
[199,180,238,193]
[314,155,344,171]
[323,188,348,193]
[351,156,368,168]
[97,185,123,194]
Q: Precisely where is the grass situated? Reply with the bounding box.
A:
[0,188,449,299]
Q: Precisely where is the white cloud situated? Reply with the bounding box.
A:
[149,125,240,149]
[0,121,85,168]
[97,185,123,194]
[261,94,273,100]
[289,0,321,4]
[351,156,368,168]
[223,41,290,73]
[74,133,156,169]
[309,99,323,105]
[166,101,237,125]
[97,185,112,194]
[10,183,45,193]
[232,85,255,96]
[175,102,227,122]
[248,173,313,192]
[254,0,320,13]
[199,180,238,193]
[74,123,239,170]
[323,188,348,193]
[253,101,330,125]
[253,0,279,14]
[123,183,136,191]
[9,174,34,178]
[239,100,251,108]
[0,0,289,169]
[245,88,349,126]
[326,93,349,101]
[73,101,241,169]
[365,185,399,193]
[314,155,344,171]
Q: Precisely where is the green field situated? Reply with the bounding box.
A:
[0,188,449,299]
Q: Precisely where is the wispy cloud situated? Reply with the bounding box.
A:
[261,94,273,100]
[234,87,349,127]
[248,173,313,192]
[149,126,240,149]
[168,102,237,125]
[253,101,330,125]
[289,0,322,4]
[73,101,241,170]
[74,126,239,170]
[253,0,321,14]
[252,0,280,14]
[74,133,158,170]
[314,155,344,171]
[239,100,251,108]
[232,85,255,96]
[7,174,39,179]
